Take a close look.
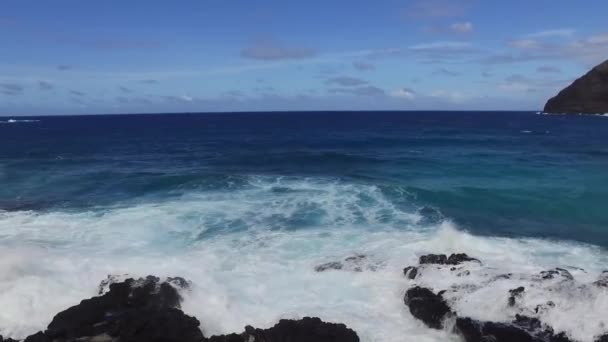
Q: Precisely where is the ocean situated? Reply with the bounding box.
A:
[0,111,607,341]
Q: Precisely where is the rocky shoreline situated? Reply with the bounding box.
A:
[1,276,359,342]
[401,253,608,342]
[1,253,606,342]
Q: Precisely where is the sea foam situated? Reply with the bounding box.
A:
[0,177,606,341]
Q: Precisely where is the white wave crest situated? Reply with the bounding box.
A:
[0,180,606,341]
[0,119,40,124]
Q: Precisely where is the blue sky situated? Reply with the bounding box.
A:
[1,0,607,115]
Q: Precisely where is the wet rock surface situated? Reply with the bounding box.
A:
[454,315,573,342]
[418,253,480,265]
[508,286,525,307]
[7,276,360,342]
[593,271,608,288]
[540,268,574,281]
[403,266,418,279]
[402,252,608,342]
[0,336,19,342]
[403,286,452,329]
[39,276,202,342]
[209,317,359,342]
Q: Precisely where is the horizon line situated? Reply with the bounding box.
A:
[0,109,541,118]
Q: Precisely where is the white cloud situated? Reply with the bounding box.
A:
[430,90,471,103]
[525,29,576,39]
[391,88,416,100]
[409,41,472,51]
[509,39,541,49]
[450,22,473,34]
[586,33,608,45]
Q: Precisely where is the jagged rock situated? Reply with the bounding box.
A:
[315,254,379,272]
[403,287,452,329]
[508,286,525,307]
[97,274,190,295]
[247,317,359,342]
[540,268,573,281]
[38,276,203,342]
[208,333,245,342]
[23,332,51,342]
[9,275,361,342]
[315,261,344,272]
[403,266,418,279]
[534,301,555,314]
[419,254,448,265]
[596,334,608,342]
[593,271,608,288]
[208,317,359,342]
[454,315,574,342]
[0,335,20,342]
[419,253,480,266]
[447,253,480,265]
[544,59,608,114]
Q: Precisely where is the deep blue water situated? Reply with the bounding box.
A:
[1,111,608,247]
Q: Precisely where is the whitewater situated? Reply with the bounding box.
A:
[1,177,606,342]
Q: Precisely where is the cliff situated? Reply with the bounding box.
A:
[544,59,608,114]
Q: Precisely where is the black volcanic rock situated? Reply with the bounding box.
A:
[403,266,418,279]
[544,59,608,114]
[8,275,361,342]
[419,254,448,265]
[208,318,359,342]
[22,332,50,342]
[539,268,573,281]
[454,316,574,342]
[403,287,452,329]
[32,276,204,342]
[594,271,608,287]
[596,334,608,342]
[418,253,480,266]
[0,335,19,342]
[508,286,525,307]
[246,317,359,342]
[447,253,480,265]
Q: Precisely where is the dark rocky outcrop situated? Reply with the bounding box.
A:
[418,253,480,266]
[37,276,202,342]
[0,336,19,342]
[403,266,418,279]
[539,268,573,281]
[403,287,452,329]
[209,317,359,342]
[402,287,581,342]
[544,59,608,114]
[508,286,525,307]
[596,334,608,342]
[454,315,574,342]
[401,254,605,342]
[593,271,608,288]
[419,254,448,265]
[6,275,360,342]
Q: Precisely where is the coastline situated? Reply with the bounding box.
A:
[4,250,607,342]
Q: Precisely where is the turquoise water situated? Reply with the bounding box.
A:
[1,111,607,245]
